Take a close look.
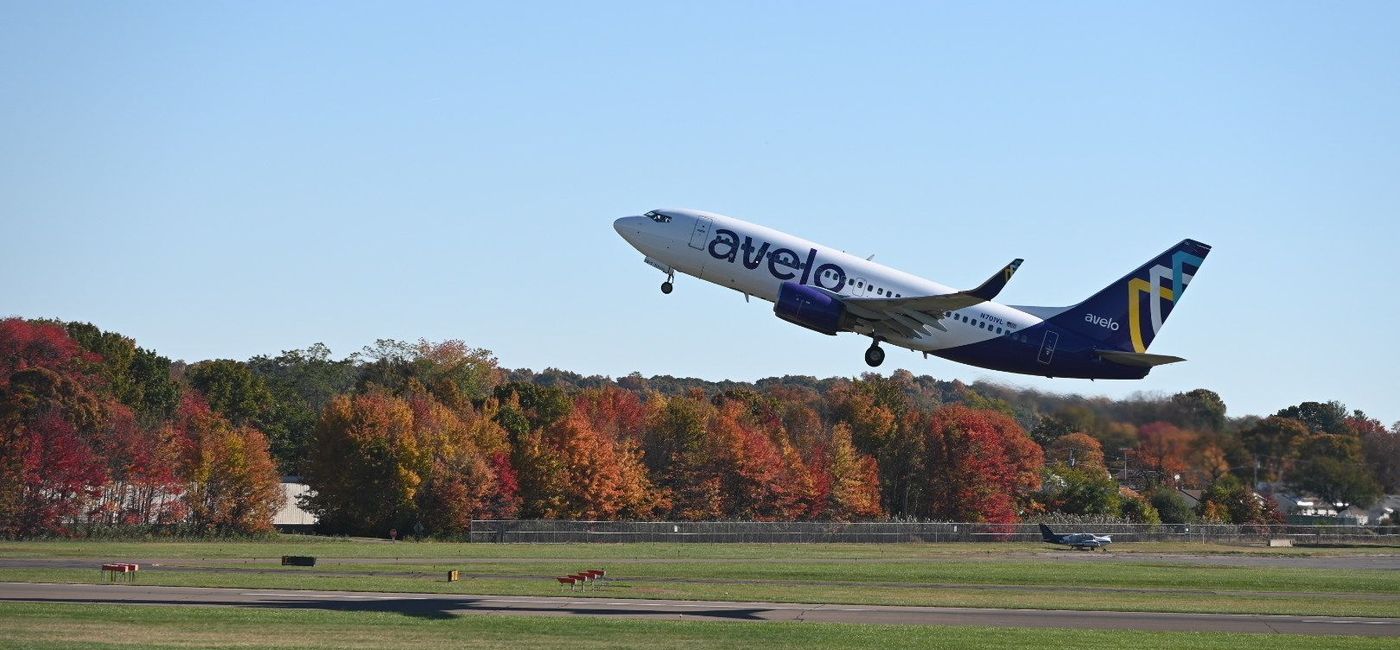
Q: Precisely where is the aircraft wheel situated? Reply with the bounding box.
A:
[661,281,673,294]
[864,344,885,367]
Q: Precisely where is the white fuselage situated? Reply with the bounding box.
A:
[614,208,1045,353]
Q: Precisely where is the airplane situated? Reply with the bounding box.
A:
[613,208,1210,380]
[1039,523,1113,550]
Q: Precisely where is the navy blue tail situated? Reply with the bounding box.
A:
[1043,239,1211,353]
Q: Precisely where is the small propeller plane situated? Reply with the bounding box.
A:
[1039,523,1113,551]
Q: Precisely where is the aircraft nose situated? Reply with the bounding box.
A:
[613,216,644,241]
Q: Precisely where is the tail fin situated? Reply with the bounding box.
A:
[1044,239,1211,352]
[1038,523,1057,542]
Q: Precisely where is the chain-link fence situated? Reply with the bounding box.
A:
[469,519,1400,544]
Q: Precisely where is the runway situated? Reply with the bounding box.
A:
[2,582,1397,636]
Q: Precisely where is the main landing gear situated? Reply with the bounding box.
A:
[660,281,673,294]
[864,337,886,367]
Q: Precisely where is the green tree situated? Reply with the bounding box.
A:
[247,344,358,473]
[1287,433,1382,512]
[1170,389,1227,432]
[1149,486,1195,524]
[186,360,273,429]
[65,322,180,424]
[1198,475,1277,525]
[1045,465,1121,516]
[1120,493,1162,525]
[1275,401,1351,436]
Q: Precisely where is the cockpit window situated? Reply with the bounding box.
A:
[644,210,672,223]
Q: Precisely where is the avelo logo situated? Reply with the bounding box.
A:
[1084,313,1120,331]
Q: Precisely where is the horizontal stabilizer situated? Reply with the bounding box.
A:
[1096,350,1186,368]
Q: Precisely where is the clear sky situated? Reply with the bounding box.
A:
[4,3,1397,425]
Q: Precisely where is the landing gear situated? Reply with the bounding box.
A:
[660,270,675,295]
[864,338,885,367]
[660,281,673,294]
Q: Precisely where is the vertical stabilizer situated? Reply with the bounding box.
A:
[1044,239,1211,352]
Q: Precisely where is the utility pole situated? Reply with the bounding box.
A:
[1120,447,1130,482]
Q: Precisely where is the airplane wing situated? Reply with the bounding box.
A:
[840,259,1023,339]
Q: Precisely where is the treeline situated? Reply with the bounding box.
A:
[0,319,282,537]
[1,317,1396,538]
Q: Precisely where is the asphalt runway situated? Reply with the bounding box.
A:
[2,582,1397,636]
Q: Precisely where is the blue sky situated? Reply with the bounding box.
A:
[3,3,1397,424]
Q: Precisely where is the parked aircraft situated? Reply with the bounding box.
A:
[613,209,1210,379]
[1039,523,1113,550]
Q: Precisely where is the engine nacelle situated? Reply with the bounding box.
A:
[774,281,847,336]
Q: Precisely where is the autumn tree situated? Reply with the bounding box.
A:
[1046,432,1105,471]
[1362,422,1400,493]
[359,339,501,410]
[1135,422,1194,485]
[917,406,1044,523]
[549,411,662,519]
[820,423,883,520]
[0,320,111,537]
[304,393,422,534]
[176,396,284,534]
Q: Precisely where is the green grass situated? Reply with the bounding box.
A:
[3,538,1397,618]
[0,602,1392,650]
[2,537,1396,560]
[2,567,1394,618]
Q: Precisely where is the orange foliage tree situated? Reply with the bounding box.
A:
[1136,422,1195,483]
[177,396,284,534]
[1047,432,1106,472]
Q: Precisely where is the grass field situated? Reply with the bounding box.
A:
[2,537,1394,559]
[0,602,1394,650]
[2,538,1398,618]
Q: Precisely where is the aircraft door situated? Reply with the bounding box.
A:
[852,278,868,296]
[688,216,712,250]
[1037,330,1059,365]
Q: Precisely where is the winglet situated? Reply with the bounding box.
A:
[968,258,1023,301]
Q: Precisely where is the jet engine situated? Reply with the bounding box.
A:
[774,281,848,335]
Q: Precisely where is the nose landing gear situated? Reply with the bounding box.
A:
[660,270,674,294]
[864,337,885,367]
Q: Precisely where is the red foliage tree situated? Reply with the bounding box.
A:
[918,406,1043,523]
